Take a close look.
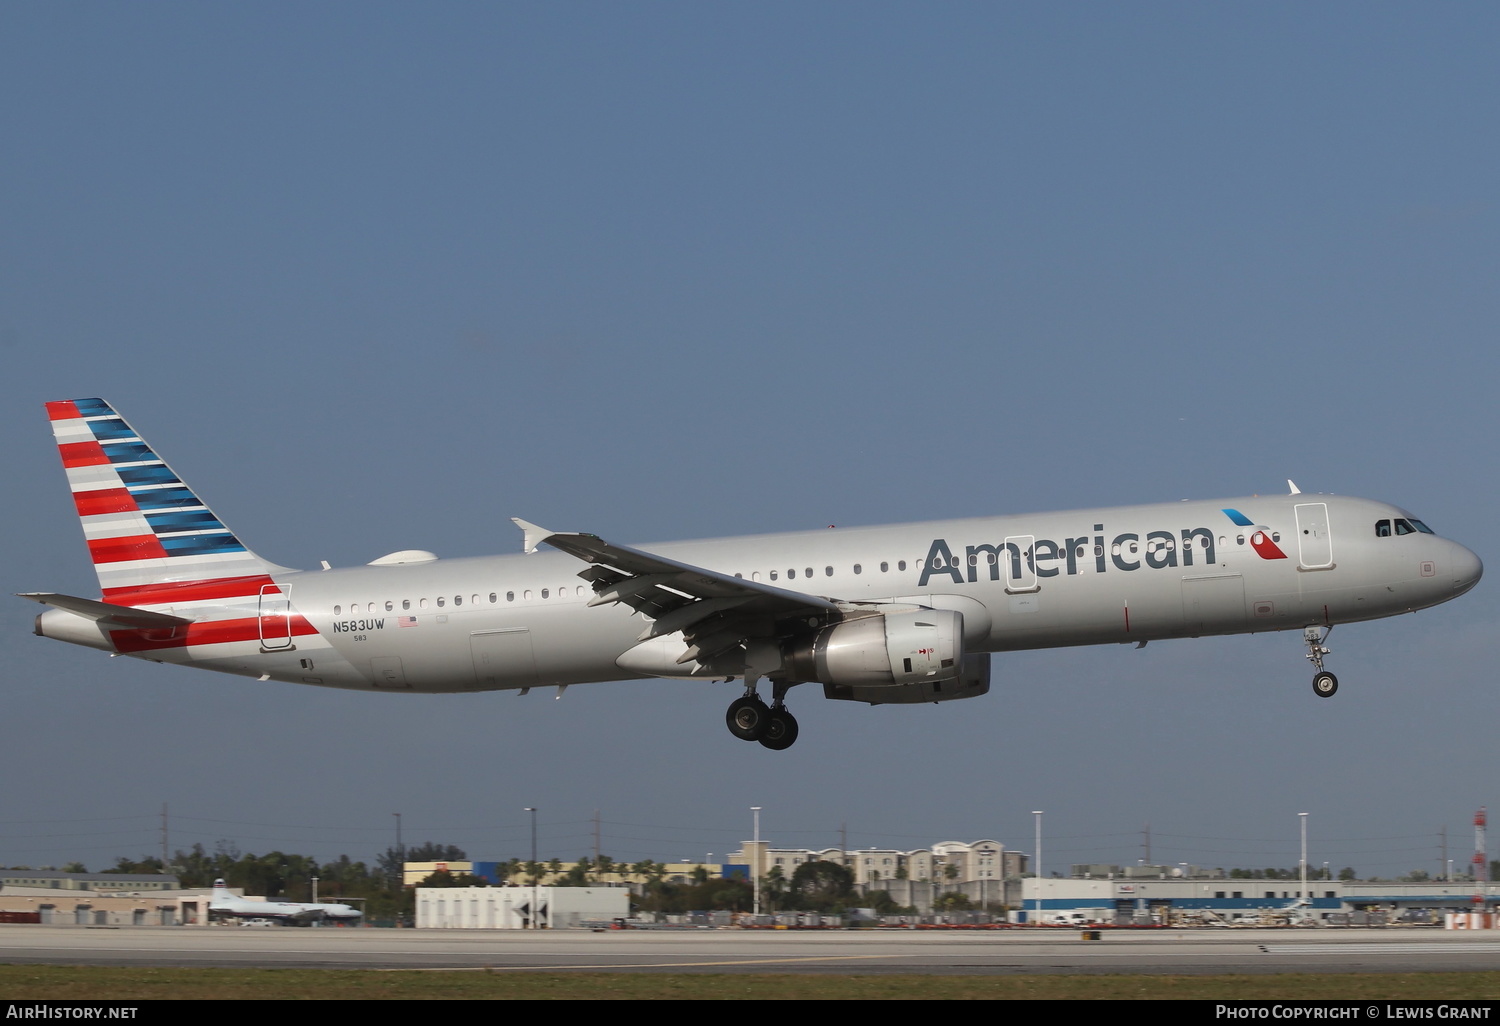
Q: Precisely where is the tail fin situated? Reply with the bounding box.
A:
[45,399,285,602]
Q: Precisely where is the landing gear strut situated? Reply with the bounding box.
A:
[1303,626,1338,698]
[724,679,801,750]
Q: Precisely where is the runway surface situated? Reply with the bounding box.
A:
[3,925,1500,975]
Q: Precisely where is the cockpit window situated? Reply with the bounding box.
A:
[1379,517,1435,537]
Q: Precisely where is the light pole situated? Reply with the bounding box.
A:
[525,807,538,929]
[1299,812,1309,910]
[751,806,762,917]
[392,812,403,889]
[1033,811,1044,926]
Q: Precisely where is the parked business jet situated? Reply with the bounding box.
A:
[208,878,361,925]
[22,400,1482,751]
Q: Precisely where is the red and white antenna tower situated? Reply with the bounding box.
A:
[1472,807,1488,908]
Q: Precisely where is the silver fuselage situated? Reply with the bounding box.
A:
[49,493,1474,693]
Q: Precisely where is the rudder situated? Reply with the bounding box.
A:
[45,398,283,602]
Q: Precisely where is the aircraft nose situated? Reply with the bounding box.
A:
[1450,542,1483,595]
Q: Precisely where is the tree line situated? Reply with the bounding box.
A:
[77,847,938,916]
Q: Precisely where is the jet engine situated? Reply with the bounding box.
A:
[782,608,977,699]
[821,652,991,705]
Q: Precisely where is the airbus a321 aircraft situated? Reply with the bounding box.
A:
[23,399,1483,751]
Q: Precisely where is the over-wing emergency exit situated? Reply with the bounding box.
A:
[22,400,1483,751]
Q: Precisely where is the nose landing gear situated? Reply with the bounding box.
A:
[1304,626,1337,698]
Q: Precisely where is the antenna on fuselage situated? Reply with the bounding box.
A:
[1287,480,1302,495]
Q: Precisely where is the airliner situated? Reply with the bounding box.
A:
[208,878,361,925]
[22,399,1483,751]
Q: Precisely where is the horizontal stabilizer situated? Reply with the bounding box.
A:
[16,593,194,630]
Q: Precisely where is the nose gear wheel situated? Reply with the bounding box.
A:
[1303,626,1338,698]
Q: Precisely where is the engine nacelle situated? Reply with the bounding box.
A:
[822,652,991,705]
[783,608,965,689]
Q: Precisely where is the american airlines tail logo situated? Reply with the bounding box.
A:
[1222,509,1288,560]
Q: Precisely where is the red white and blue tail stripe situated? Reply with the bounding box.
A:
[33,399,334,660]
[45,398,283,598]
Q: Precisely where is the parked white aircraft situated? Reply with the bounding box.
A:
[207,878,361,925]
[23,400,1482,750]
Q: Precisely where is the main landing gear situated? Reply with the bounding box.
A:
[1304,626,1338,698]
[725,683,800,750]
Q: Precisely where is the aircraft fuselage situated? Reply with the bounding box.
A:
[49,493,1477,694]
[25,399,1483,750]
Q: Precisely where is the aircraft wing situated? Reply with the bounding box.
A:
[513,519,840,666]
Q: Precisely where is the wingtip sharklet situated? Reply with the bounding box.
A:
[511,518,555,555]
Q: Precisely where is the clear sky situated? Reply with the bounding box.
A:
[2,2,1497,880]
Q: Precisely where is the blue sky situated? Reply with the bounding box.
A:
[2,2,1497,879]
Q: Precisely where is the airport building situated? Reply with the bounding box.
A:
[415,886,628,929]
[0,870,179,893]
[402,860,737,888]
[728,839,1025,887]
[1018,876,1500,925]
